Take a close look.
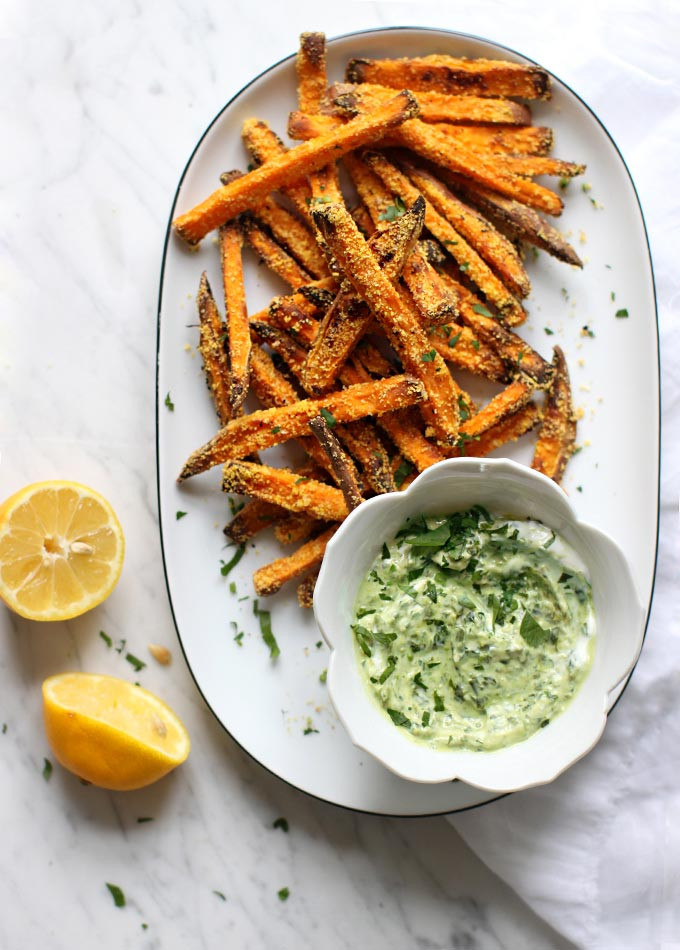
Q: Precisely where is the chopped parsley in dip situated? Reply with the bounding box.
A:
[352,506,595,752]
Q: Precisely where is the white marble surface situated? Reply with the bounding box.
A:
[1,0,671,947]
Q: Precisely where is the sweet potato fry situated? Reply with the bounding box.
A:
[459,380,533,439]
[241,118,313,220]
[345,55,551,100]
[173,92,420,244]
[222,462,348,522]
[179,374,426,479]
[399,158,531,300]
[493,156,585,179]
[297,570,318,607]
[302,197,425,394]
[218,221,251,414]
[363,151,525,323]
[437,273,553,386]
[287,110,341,141]
[328,82,532,125]
[309,415,364,511]
[224,498,286,544]
[336,422,396,494]
[243,217,313,289]
[427,322,510,382]
[250,322,395,496]
[395,120,563,216]
[432,123,554,155]
[377,409,446,472]
[463,402,541,457]
[312,202,460,443]
[196,272,231,426]
[237,189,329,278]
[253,525,339,597]
[297,32,345,206]
[401,243,459,324]
[247,344,340,480]
[274,511,321,545]
[441,175,583,267]
[531,346,577,483]
[296,31,327,113]
[351,203,375,237]
[248,344,300,408]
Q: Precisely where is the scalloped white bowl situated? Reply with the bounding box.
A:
[314,458,645,792]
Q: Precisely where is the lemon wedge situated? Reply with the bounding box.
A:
[0,480,124,621]
[43,672,190,790]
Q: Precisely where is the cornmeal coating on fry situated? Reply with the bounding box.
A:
[225,498,287,544]
[328,82,532,125]
[458,380,532,439]
[431,124,554,156]
[196,272,232,426]
[222,462,348,522]
[302,198,425,394]
[396,121,563,217]
[179,374,426,479]
[364,151,525,324]
[400,159,531,300]
[531,346,577,484]
[345,55,551,100]
[312,203,460,443]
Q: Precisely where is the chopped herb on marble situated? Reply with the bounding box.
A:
[99,630,112,648]
[164,392,175,412]
[615,308,629,318]
[115,638,126,654]
[176,510,187,520]
[42,757,53,781]
[303,718,319,735]
[319,669,327,684]
[272,817,289,832]
[213,890,227,901]
[125,653,146,673]
[136,817,154,823]
[544,327,554,335]
[315,640,323,649]
[229,581,236,595]
[277,887,290,901]
[106,883,126,908]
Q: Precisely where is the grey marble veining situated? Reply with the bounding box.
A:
[0,0,635,946]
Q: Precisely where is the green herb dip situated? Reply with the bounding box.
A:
[352,505,595,752]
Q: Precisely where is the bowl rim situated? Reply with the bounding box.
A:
[314,457,646,791]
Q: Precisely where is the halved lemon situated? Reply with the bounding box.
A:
[43,673,190,790]
[0,480,124,621]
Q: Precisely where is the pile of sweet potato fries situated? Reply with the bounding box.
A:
[173,33,581,607]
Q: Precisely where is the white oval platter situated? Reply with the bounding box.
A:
[156,27,659,815]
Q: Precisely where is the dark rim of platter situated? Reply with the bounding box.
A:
[155,26,661,818]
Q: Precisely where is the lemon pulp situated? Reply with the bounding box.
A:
[0,481,124,620]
